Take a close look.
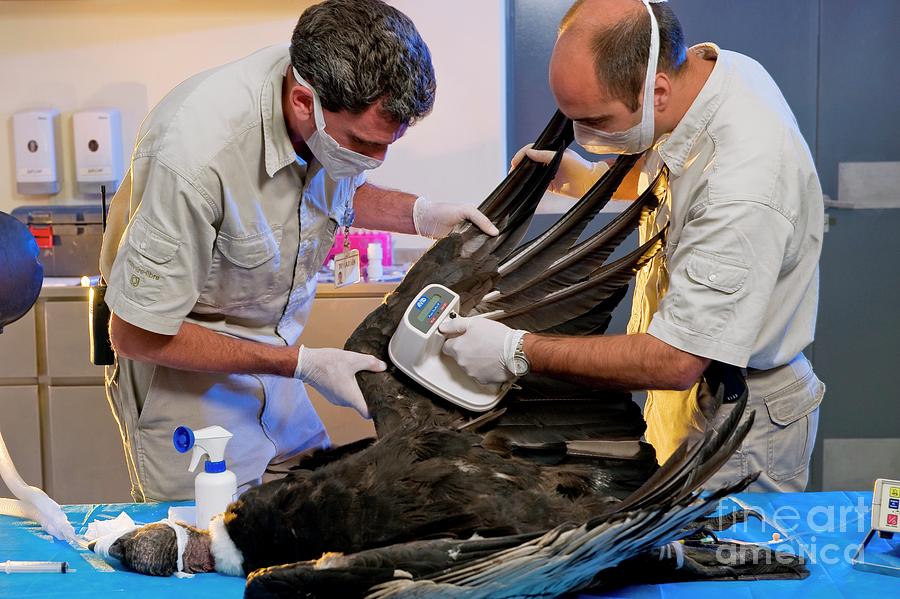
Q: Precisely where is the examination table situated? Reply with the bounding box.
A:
[1,492,898,598]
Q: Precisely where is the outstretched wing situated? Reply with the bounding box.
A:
[346,110,574,434]
[345,110,665,437]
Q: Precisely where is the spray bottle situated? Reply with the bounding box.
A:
[173,425,237,530]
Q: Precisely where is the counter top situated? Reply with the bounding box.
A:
[39,278,398,300]
[315,281,398,298]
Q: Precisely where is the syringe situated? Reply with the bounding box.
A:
[1,560,71,573]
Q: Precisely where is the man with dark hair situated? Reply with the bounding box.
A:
[99,0,497,502]
[442,0,825,492]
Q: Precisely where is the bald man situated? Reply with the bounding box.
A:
[441,0,825,492]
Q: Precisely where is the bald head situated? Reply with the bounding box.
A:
[559,0,645,36]
[551,0,686,113]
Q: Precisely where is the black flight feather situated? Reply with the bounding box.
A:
[537,283,629,336]
[488,152,641,295]
[480,166,665,313]
[493,228,666,332]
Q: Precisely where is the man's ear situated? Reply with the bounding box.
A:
[290,84,315,122]
[652,72,673,113]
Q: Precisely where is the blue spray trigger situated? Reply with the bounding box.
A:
[173,426,195,453]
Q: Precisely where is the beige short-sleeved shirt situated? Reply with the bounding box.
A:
[628,45,825,464]
[102,45,364,345]
[629,44,824,370]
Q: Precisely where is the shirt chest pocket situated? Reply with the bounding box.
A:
[201,226,283,309]
[683,249,749,337]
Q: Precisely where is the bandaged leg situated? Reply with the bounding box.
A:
[98,519,216,577]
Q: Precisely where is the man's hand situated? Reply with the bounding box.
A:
[511,144,610,199]
[439,316,523,385]
[295,346,387,418]
[413,198,499,239]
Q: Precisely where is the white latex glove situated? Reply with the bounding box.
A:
[413,197,499,239]
[439,316,527,386]
[511,144,610,199]
[0,428,77,542]
[295,346,387,419]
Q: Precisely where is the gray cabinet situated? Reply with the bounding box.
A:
[0,309,37,380]
[811,209,900,491]
[0,289,126,504]
[43,301,106,381]
[816,0,900,200]
[0,386,42,497]
[44,386,132,504]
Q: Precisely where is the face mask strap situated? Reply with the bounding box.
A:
[292,66,328,132]
[639,0,664,150]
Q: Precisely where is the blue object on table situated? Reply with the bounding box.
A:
[1,493,899,598]
[0,502,244,598]
[577,491,900,598]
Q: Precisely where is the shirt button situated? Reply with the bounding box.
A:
[708,273,718,282]
[140,242,146,249]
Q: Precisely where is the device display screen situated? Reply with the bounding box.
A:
[409,289,450,333]
[417,295,443,322]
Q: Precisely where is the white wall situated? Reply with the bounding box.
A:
[0,0,507,249]
[367,1,507,248]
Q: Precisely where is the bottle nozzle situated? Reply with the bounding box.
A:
[173,425,232,473]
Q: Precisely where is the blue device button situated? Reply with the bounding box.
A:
[890,498,899,510]
[427,301,443,319]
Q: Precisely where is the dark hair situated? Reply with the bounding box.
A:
[561,1,687,111]
[290,0,436,125]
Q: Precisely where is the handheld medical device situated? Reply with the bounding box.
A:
[90,185,115,366]
[173,425,237,530]
[388,284,511,412]
[851,478,900,577]
[870,478,900,539]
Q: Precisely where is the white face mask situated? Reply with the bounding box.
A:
[574,0,664,155]
[292,66,383,179]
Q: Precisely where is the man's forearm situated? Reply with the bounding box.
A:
[110,315,297,377]
[352,182,417,233]
[523,332,709,391]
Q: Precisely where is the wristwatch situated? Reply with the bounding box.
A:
[507,331,530,377]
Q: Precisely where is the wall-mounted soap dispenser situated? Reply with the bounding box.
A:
[73,108,123,196]
[12,109,61,195]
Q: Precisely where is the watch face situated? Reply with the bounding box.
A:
[513,356,529,376]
